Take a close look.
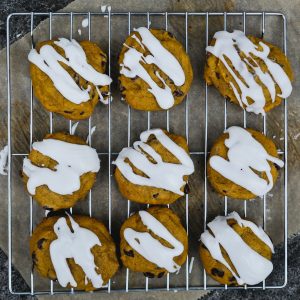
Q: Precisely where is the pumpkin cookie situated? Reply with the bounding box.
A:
[204,30,293,114]
[22,132,100,211]
[29,38,112,120]
[120,206,188,278]
[199,212,274,285]
[207,126,283,199]
[113,128,194,205]
[119,27,193,111]
[30,214,119,291]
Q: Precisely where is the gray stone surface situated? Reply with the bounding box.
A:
[0,0,299,299]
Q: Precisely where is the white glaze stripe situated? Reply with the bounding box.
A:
[113,129,194,195]
[201,212,274,285]
[50,215,103,288]
[23,138,100,195]
[210,126,283,196]
[124,210,184,272]
[28,38,112,104]
[120,27,185,109]
[206,30,292,115]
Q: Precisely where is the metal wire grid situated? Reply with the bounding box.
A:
[6,11,288,295]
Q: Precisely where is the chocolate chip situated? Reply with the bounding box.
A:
[143,272,155,278]
[158,272,165,278]
[275,164,281,171]
[229,276,235,282]
[80,111,84,115]
[173,89,184,97]
[124,249,134,257]
[64,110,72,114]
[184,184,190,194]
[222,190,227,193]
[101,61,106,68]
[167,31,174,38]
[37,238,47,250]
[152,193,159,199]
[216,72,220,79]
[211,268,224,278]
[132,76,138,80]
[120,85,126,92]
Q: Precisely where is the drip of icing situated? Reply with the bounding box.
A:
[201,212,274,285]
[124,210,184,272]
[0,145,8,175]
[23,138,100,195]
[50,215,103,288]
[120,27,185,109]
[113,129,194,195]
[86,126,96,144]
[28,38,112,104]
[81,18,89,28]
[206,30,292,115]
[209,126,283,196]
[71,122,79,135]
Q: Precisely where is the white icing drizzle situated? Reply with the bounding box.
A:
[113,129,194,195]
[86,126,96,144]
[70,122,79,135]
[81,18,89,28]
[50,215,103,288]
[206,30,292,115]
[124,210,184,272]
[23,138,100,195]
[0,145,8,175]
[210,126,284,196]
[201,212,274,285]
[120,27,185,109]
[28,38,112,104]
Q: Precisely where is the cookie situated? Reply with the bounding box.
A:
[204,30,293,114]
[22,132,100,211]
[29,38,112,120]
[113,128,194,205]
[120,206,188,277]
[199,212,273,285]
[30,214,119,291]
[119,27,193,111]
[207,126,283,199]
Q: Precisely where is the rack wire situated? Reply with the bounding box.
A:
[6,11,288,296]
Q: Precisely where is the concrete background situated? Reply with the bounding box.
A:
[0,0,299,299]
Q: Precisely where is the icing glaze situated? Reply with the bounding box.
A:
[50,215,103,288]
[124,210,184,272]
[86,126,96,144]
[28,38,112,104]
[81,18,89,28]
[113,129,194,195]
[0,145,8,175]
[71,122,79,135]
[210,126,283,196]
[23,138,100,195]
[201,212,274,285]
[120,27,185,109]
[206,30,292,115]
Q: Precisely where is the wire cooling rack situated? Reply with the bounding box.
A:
[6,11,288,295]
